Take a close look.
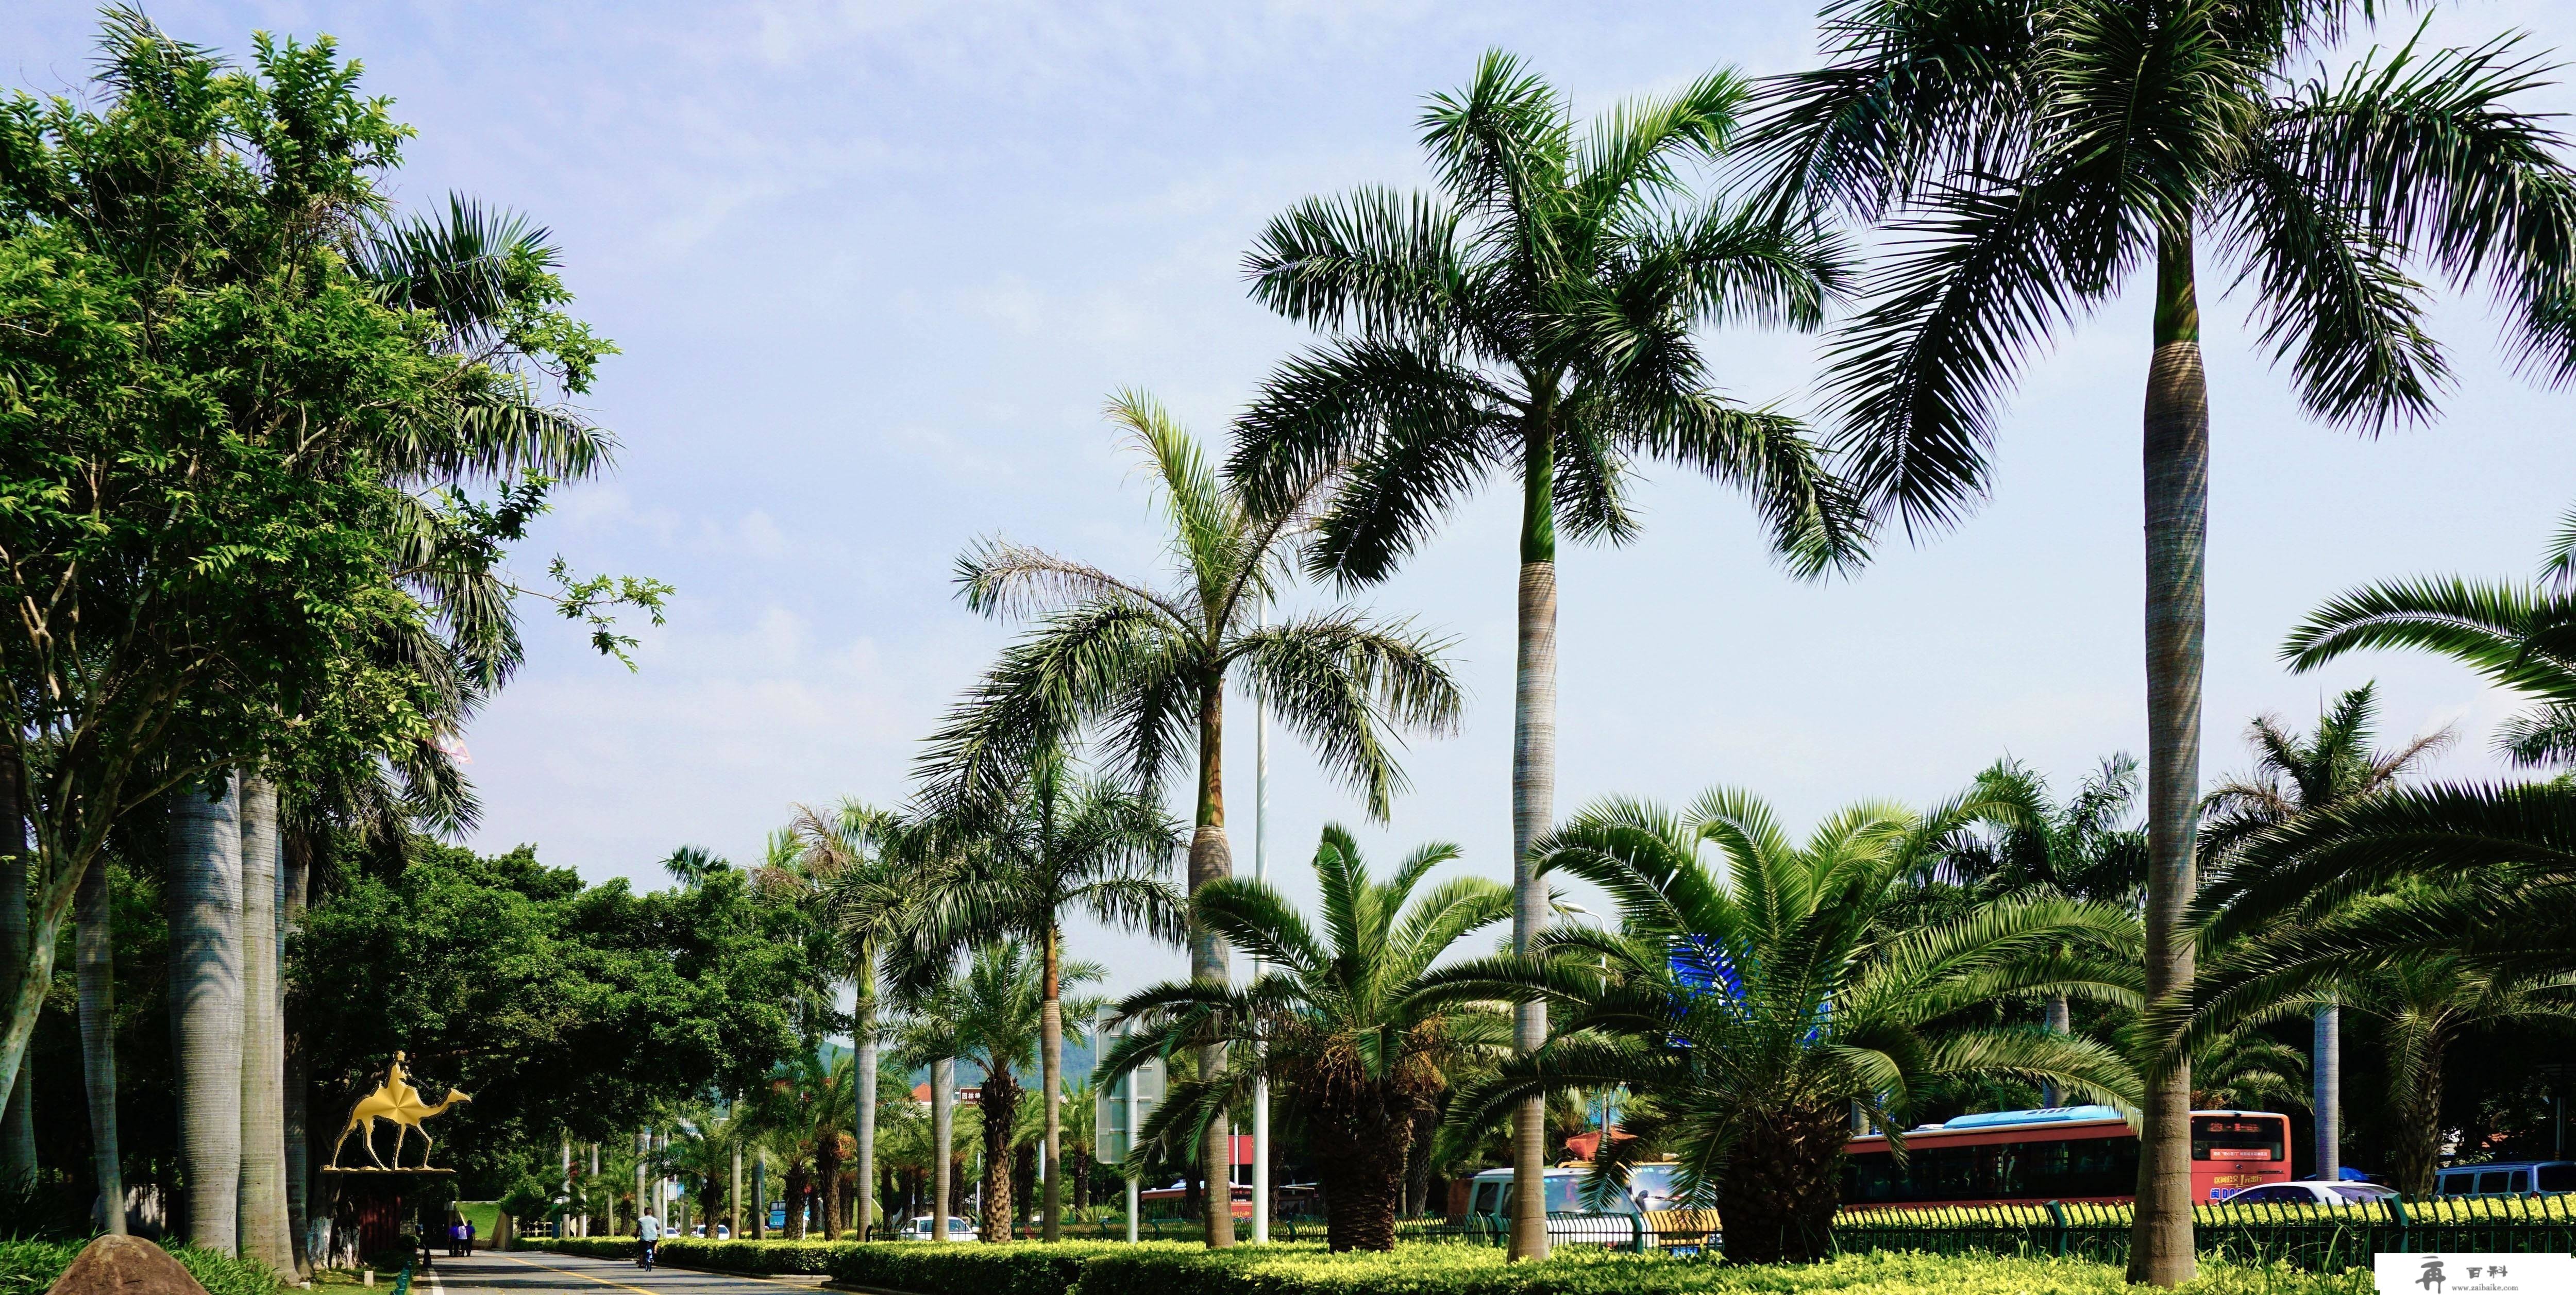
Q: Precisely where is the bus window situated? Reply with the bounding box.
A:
[2479,1171,2511,1195]
[2540,1165,2576,1193]
[2438,1173,2470,1196]
[2191,1117,2284,1162]
[2511,1171,2531,1193]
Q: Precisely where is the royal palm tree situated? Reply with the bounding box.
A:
[1225,54,1864,1257]
[1433,787,2142,1264]
[1748,7,2576,1278]
[795,799,925,1240]
[920,394,1462,1246]
[1102,827,1512,1252]
[2198,683,2448,1178]
[890,977,969,1237]
[169,775,245,1252]
[900,750,1182,1240]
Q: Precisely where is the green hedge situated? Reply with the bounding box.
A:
[0,1239,288,1295]
[521,1238,2370,1295]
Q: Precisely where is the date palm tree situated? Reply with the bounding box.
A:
[1225,53,1863,1256]
[1430,787,2142,1264]
[1101,826,1511,1252]
[898,749,1182,1240]
[2198,683,2449,1179]
[941,942,1104,1241]
[919,393,1463,1246]
[1747,6,2576,1279]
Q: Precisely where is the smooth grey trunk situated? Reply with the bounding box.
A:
[1509,559,1556,1262]
[635,1128,649,1233]
[283,838,310,1268]
[238,778,293,1270]
[855,997,877,1240]
[1041,994,1063,1242]
[78,856,125,1233]
[170,774,245,1253]
[731,1139,742,1238]
[1187,677,1235,1248]
[2313,1003,2341,1180]
[931,1057,954,1236]
[2128,231,2204,1288]
[2042,995,2072,1107]
[0,751,30,1189]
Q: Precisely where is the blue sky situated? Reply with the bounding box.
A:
[18,0,2576,996]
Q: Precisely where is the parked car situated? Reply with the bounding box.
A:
[2217,1181,2398,1205]
[902,1215,978,1242]
[2435,1162,2576,1197]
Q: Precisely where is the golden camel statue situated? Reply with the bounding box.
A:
[329,1052,473,1170]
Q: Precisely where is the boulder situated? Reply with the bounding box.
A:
[43,1236,213,1295]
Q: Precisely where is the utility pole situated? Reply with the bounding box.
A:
[1252,597,1270,1243]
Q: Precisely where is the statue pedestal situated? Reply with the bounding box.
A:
[323,1168,456,1263]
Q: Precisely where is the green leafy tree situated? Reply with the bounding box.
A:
[899,749,1182,1240]
[920,393,1462,1247]
[1434,788,2142,1263]
[1224,53,1862,1256]
[1104,827,1510,1252]
[1746,4,2576,1276]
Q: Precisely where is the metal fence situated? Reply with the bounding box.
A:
[1830,1197,2576,1272]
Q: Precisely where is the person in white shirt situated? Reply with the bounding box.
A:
[637,1213,661,1269]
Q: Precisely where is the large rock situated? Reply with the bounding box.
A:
[43,1236,213,1295]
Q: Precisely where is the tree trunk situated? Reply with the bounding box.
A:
[731,1139,742,1238]
[283,835,311,1268]
[170,774,245,1253]
[818,1120,843,1239]
[1041,925,1063,1242]
[1188,675,1236,1249]
[1312,1097,1407,1252]
[1713,1104,1848,1264]
[239,777,294,1270]
[636,1129,651,1234]
[855,970,878,1241]
[0,749,31,1190]
[2129,228,2205,1289]
[2041,994,2071,1107]
[1404,1103,1438,1217]
[1510,422,1558,1263]
[932,1056,954,1236]
[78,853,125,1234]
[751,1153,765,1239]
[784,1163,809,1239]
[978,1065,1019,1242]
[2314,1002,2341,1180]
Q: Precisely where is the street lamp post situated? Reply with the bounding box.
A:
[1252,598,1270,1243]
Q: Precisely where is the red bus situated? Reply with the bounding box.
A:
[1842,1106,2292,1208]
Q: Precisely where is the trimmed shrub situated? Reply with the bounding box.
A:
[831,1242,1212,1295]
[0,1239,289,1295]
[1068,1249,2375,1295]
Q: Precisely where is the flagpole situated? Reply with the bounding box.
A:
[1252,596,1271,1243]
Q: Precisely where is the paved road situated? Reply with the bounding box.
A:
[432,1251,817,1295]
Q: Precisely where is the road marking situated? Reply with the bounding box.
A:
[495,1255,663,1295]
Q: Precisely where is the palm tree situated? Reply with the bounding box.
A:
[934,943,1104,1241]
[1103,827,1511,1252]
[1225,53,1863,1258]
[899,750,1183,1240]
[920,393,1463,1247]
[2280,502,2576,769]
[2353,957,2576,1194]
[891,978,968,1237]
[796,800,924,1241]
[169,773,245,1252]
[1747,9,2576,1280]
[1432,787,2142,1264]
[1939,755,2149,1102]
[76,850,122,1234]
[2198,684,2449,1179]
[238,776,293,1269]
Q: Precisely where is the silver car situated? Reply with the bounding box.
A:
[2220,1181,2397,1205]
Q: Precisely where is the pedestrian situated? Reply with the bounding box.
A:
[637,1211,661,1270]
[464,1217,477,1254]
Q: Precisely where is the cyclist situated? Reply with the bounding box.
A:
[637,1212,660,1270]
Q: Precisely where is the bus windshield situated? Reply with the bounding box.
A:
[2192,1117,2284,1162]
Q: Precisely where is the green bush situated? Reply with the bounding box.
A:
[0,1239,289,1295]
[519,1237,846,1274]
[830,1241,1213,1295]
[1068,1249,2373,1295]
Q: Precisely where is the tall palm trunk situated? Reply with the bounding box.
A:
[1508,415,1557,1262]
[2313,1003,2340,1180]
[1040,925,1063,1242]
[78,853,124,1234]
[2042,995,2070,1107]
[635,1129,650,1234]
[1187,676,1235,1248]
[854,968,878,1240]
[170,773,245,1253]
[931,1057,954,1237]
[817,1120,843,1238]
[2129,229,2205,1288]
[239,777,293,1270]
[283,835,311,1266]
[0,752,30,1189]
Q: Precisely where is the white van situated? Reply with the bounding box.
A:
[2435,1162,2576,1197]
[1458,1166,1690,1248]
